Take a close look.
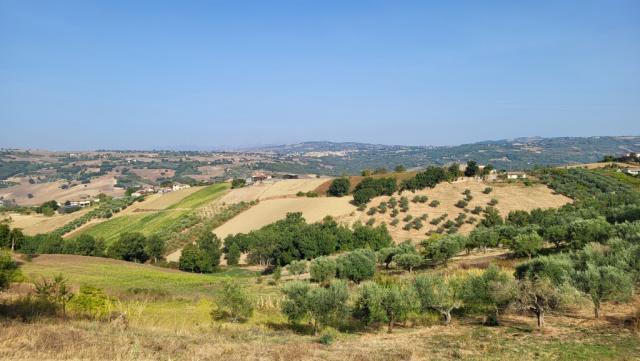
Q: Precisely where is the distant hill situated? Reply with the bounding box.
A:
[252,136,640,175]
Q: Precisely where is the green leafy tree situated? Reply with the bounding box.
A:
[144,234,165,264]
[464,161,479,177]
[108,232,148,263]
[179,244,205,272]
[336,249,376,283]
[196,232,222,272]
[510,232,544,259]
[481,207,503,228]
[544,224,569,248]
[514,254,574,286]
[64,234,105,256]
[226,242,241,266]
[328,178,350,197]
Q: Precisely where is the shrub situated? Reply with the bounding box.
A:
[310,257,337,284]
[211,279,254,322]
[319,327,338,345]
[231,178,246,189]
[68,286,113,320]
[429,200,440,208]
[483,187,493,194]
[488,198,499,206]
[455,200,468,208]
[288,260,307,278]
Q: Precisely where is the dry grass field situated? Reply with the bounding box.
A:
[214,197,356,239]
[0,173,124,206]
[349,178,571,243]
[562,162,637,169]
[5,207,94,236]
[130,168,175,182]
[218,178,330,204]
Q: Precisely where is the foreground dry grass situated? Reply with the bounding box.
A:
[4,255,639,360]
[2,310,638,361]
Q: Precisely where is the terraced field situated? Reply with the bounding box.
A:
[76,183,230,243]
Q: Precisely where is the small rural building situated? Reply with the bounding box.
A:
[281,174,299,179]
[172,183,191,191]
[69,200,92,208]
[506,171,528,180]
[251,172,271,182]
[623,168,640,176]
[140,187,157,194]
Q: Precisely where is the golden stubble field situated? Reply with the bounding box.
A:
[5,207,93,236]
[0,173,124,206]
[217,178,330,204]
[348,178,572,243]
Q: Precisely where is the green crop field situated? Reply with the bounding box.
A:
[77,183,230,244]
[168,183,230,209]
[19,254,259,298]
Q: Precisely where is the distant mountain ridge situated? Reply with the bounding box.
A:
[251,136,640,175]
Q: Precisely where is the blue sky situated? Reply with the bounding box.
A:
[1,0,639,150]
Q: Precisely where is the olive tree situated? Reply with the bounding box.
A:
[413,274,464,325]
[281,280,349,334]
[353,281,414,333]
[393,253,423,273]
[463,265,517,325]
[310,256,337,284]
[575,264,633,318]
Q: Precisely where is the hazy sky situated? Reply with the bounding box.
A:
[1,1,639,150]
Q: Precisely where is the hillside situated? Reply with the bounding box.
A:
[350,178,571,242]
